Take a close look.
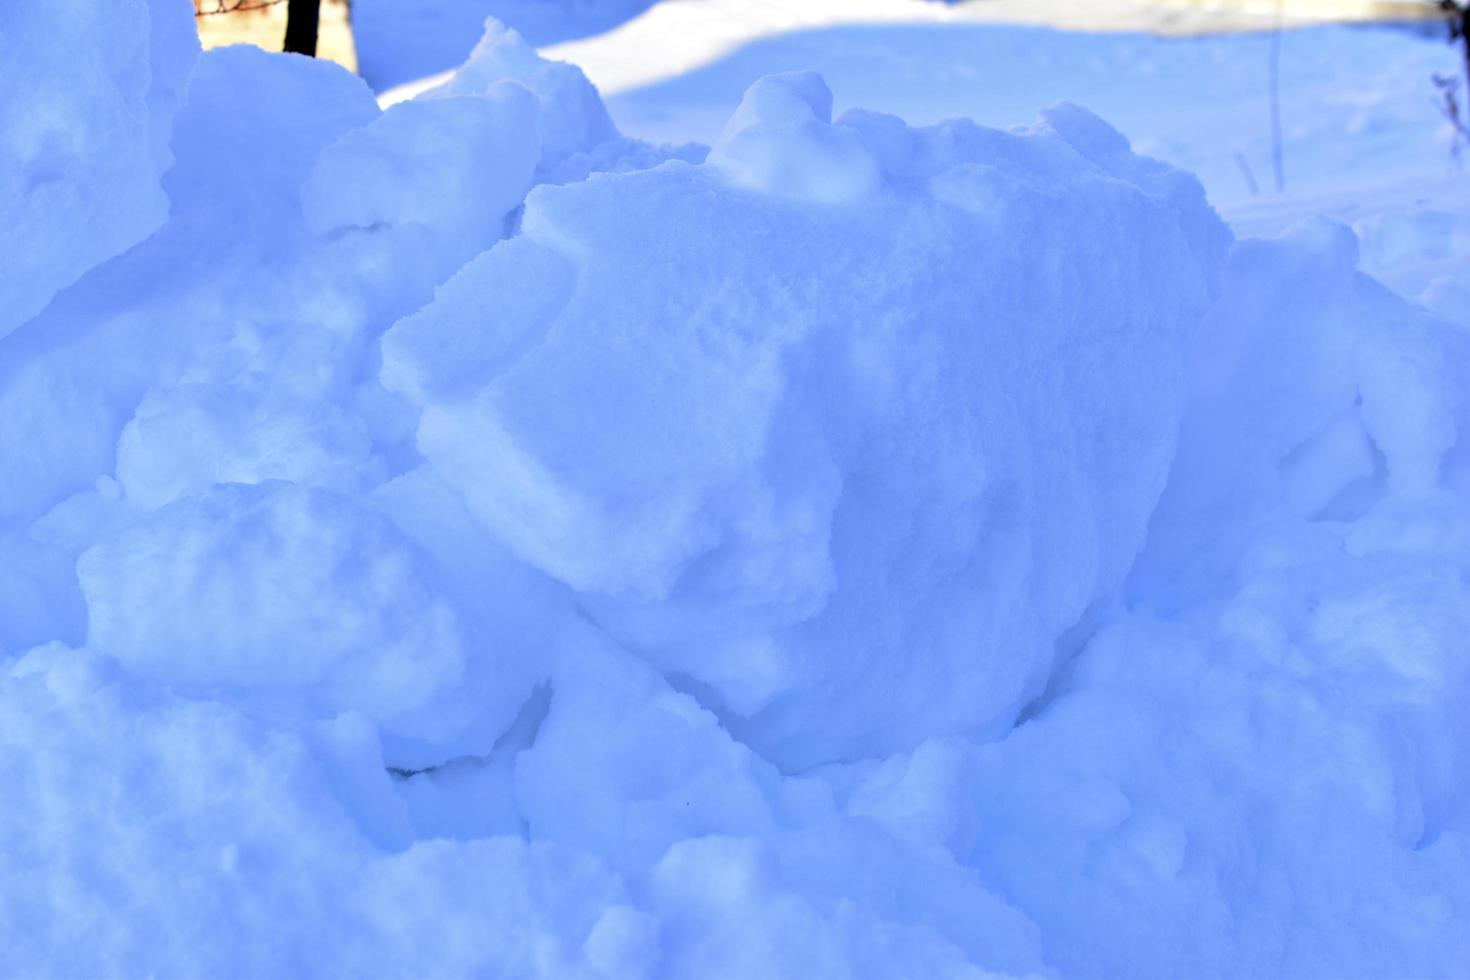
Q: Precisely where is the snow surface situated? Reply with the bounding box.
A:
[354,0,660,90]
[581,17,1470,300]
[0,0,197,340]
[376,4,1470,307]
[3,1,1470,976]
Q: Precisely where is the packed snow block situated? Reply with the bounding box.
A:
[510,621,1047,978]
[0,0,198,339]
[76,482,466,733]
[0,335,133,527]
[145,0,200,166]
[1421,274,1470,328]
[644,834,1018,979]
[425,19,618,175]
[0,533,87,655]
[515,633,779,871]
[0,234,381,529]
[368,465,584,767]
[302,83,540,258]
[1128,220,1470,611]
[0,264,205,528]
[0,645,637,979]
[935,539,1470,977]
[408,17,704,189]
[710,71,880,204]
[115,380,384,511]
[0,644,374,977]
[383,75,1229,768]
[0,47,397,526]
[1352,278,1470,497]
[164,44,380,233]
[352,838,640,980]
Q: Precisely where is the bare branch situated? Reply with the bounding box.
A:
[194,0,288,18]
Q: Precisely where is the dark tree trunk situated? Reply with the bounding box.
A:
[1446,2,1470,74]
[283,0,320,57]
[1463,8,1470,81]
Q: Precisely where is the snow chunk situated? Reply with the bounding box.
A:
[0,645,633,978]
[426,19,619,175]
[303,82,540,251]
[0,0,198,338]
[710,71,881,203]
[77,483,466,731]
[515,635,777,871]
[383,79,1229,768]
[164,45,380,228]
[1129,219,1470,610]
[116,380,383,511]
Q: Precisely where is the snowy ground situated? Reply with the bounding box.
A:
[355,0,662,88]
[4,0,1470,977]
[364,0,1441,96]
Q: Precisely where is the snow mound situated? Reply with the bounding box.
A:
[382,73,1230,767]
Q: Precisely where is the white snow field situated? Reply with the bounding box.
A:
[3,0,1470,977]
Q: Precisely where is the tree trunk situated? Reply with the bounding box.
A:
[1463,8,1470,82]
[283,0,320,57]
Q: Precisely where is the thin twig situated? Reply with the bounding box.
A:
[1433,1,1470,157]
[195,0,288,17]
[1268,0,1287,193]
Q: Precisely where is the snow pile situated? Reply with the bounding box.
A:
[382,72,1229,767]
[2,5,1468,977]
[862,219,1470,977]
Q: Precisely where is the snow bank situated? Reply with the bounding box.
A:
[2,8,1468,978]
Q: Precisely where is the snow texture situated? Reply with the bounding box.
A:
[0,0,198,339]
[2,5,1468,977]
[353,0,660,90]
